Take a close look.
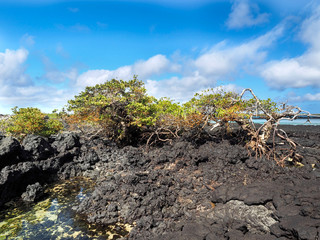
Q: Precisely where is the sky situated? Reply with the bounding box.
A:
[0,0,320,114]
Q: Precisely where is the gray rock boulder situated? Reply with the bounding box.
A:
[21,182,44,202]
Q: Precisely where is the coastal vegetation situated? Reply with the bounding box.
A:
[0,76,311,165]
[0,107,63,140]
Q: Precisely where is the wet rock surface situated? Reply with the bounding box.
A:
[0,132,82,207]
[0,126,320,239]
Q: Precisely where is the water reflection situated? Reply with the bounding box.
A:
[0,177,131,240]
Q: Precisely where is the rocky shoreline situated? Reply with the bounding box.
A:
[0,125,320,239]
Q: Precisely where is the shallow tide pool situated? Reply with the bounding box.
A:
[0,177,131,240]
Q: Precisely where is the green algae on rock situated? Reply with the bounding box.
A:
[0,177,132,240]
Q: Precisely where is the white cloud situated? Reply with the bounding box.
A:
[76,69,123,88]
[76,54,177,88]
[195,24,283,79]
[44,68,78,83]
[146,72,242,102]
[300,6,320,50]
[262,6,320,89]
[0,85,76,113]
[144,25,283,102]
[0,48,30,87]
[40,54,77,83]
[288,92,320,102]
[0,48,78,114]
[262,58,320,89]
[304,93,320,101]
[146,71,209,101]
[226,0,270,29]
[134,55,169,77]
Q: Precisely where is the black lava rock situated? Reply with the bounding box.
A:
[0,136,23,169]
[22,135,54,160]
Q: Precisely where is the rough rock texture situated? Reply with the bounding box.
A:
[72,126,320,240]
[51,132,80,153]
[21,182,44,202]
[0,136,23,169]
[0,132,84,207]
[22,135,54,160]
[0,126,320,240]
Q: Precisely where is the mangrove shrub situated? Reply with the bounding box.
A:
[2,107,63,140]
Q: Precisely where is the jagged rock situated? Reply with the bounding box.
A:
[277,215,320,240]
[1,126,320,239]
[21,182,44,202]
[0,162,39,206]
[22,135,54,160]
[51,132,80,153]
[212,200,277,234]
[0,136,23,169]
[0,131,84,208]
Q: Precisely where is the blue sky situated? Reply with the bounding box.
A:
[0,0,319,113]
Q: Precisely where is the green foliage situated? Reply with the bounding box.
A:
[3,107,63,139]
[66,76,204,143]
[66,76,158,142]
[187,88,247,122]
[0,118,11,134]
[65,77,280,146]
[187,88,278,123]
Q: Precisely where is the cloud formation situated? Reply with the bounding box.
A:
[195,24,283,77]
[146,74,242,102]
[145,25,283,101]
[0,21,285,113]
[0,48,30,89]
[0,48,77,113]
[75,25,283,103]
[226,0,270,29]
[76,54,179,88]
[261,6,320,89]
[40,54,77,83]
[1,11,315,113]
[289,92,320,102]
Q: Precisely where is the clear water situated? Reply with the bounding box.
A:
[0,177,132,240]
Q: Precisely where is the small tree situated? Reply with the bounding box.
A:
[4,107,63,140]
[66,76,157,143]
[189,88,310,166]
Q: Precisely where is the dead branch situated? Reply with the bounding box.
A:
[232,88,311,165]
